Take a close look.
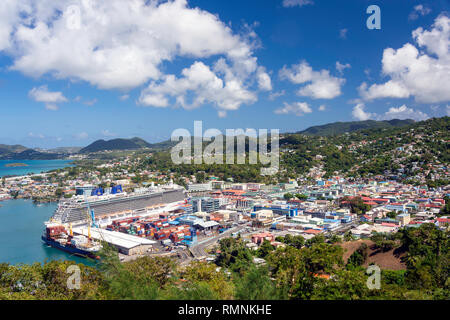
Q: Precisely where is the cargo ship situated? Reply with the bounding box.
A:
[43,183,186,257]
[42,225,102,259]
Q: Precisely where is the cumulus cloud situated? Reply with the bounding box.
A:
[139,61,257,115]
[380,104,429,121]
[339,28,348,39]
[318,104,326,111]
[119,94,130,101]
[275,102,312,116]
[0,0,269,115]
[256,67,272,91]
[282,0,314,8]
[269,90,285,101]
[352,103,429,121]
[279,61,345,99]
[359,15,450,104]
[352,103,375,121]
[28,85,68,110]
[336,62,351,74]
[409,4,431,21]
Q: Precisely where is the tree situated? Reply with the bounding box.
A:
[295,194,308,200]
[346,243,368,269]
[344,231,354,242]
[215,238,253,275]
[179,261,233,300]
[283,192,294,201]
[258,240,274,258]
[386,211,397,219]
[55,188,64,198]
[311,269,369,300]
[233,265,278,300]
[329,234,342,244]
[439,196,450,216]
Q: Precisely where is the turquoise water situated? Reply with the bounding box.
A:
[0,159,74,177]
[0,199,95,266]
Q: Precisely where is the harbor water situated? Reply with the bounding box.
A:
[0,159,74,178]
[0,199,95,266]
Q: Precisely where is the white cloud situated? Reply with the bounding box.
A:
[256,67,272,91]
[282,0,314,8]
[359,81,410,100]
[0,0,268,115]
[73,132,88,140]
[409,4,431,21]
[101,129,116,137]
[359,15,450,104]
[28,85,68,110]
[430,105,439,111]
[352,103,429,121]
[269,90,285,100]
[28,132,45,139]
[275,102,312,116]
[318,104,326,111]
[352,103,374,121]
[119,94,130,101]
[217,110,227,118]
[139,61,257,116]
[336,61,351,74]
[280,61,345,99]
[339,28,348,39]
[381,104,429,121]
[83,98,97,106]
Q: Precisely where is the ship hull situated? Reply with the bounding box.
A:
[41,236,100,260]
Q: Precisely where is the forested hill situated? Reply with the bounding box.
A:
[80,137,178,153]
[144,116,449,185]
[80,137,152,153]
[281,116,449,183]
[297,119,415,136]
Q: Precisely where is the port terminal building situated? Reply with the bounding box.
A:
[73,227,156,255]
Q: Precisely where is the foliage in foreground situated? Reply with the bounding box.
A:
[0,224,448,300]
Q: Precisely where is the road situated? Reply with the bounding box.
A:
[188,225,248,259]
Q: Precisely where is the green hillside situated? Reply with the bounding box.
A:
[298,119,415,136]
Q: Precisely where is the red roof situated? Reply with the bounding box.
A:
[381,223,397,227]
[304,229,322,234]
[372,198,389,202]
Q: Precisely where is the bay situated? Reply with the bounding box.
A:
[0,159,74,178]
[0,199,95,266]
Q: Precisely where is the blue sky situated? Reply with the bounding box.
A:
[0,0,449,148]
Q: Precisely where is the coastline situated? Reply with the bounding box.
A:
[0,159,75,179]
[1,159,76,203]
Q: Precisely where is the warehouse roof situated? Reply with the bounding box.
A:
[73,227,156,249]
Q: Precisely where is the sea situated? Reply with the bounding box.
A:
[0,159,95,266]
[0,199,95,266]
[0,159,74,178]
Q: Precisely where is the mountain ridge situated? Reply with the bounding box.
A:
[296,119,415,136]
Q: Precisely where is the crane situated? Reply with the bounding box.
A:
[83,193,98,240]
